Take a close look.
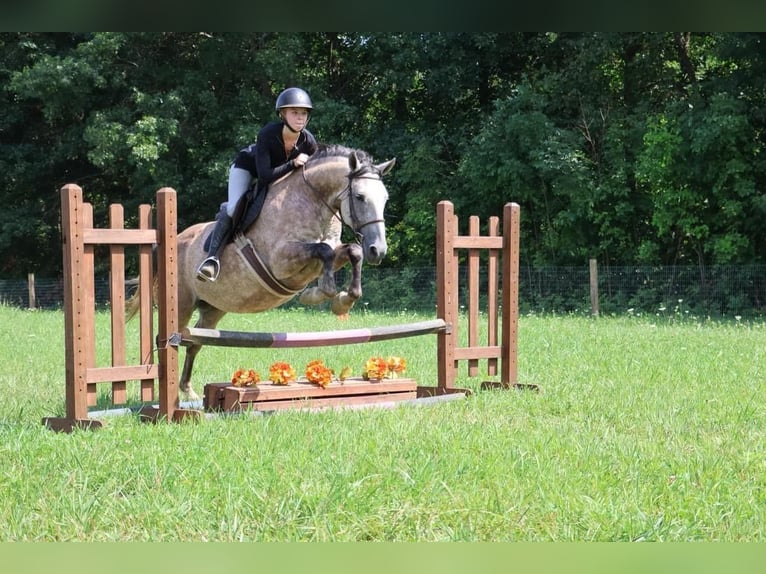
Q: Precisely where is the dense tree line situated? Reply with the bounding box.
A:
[2,32,765,278]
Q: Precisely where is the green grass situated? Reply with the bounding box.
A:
[1,304,765,541]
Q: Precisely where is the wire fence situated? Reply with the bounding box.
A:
[3,264,765,319]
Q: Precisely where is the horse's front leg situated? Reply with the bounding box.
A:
[331,243,364,316]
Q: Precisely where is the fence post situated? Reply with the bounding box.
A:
[589,258,599,317]
[27,272,36,309]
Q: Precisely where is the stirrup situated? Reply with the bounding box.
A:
[196,256,220,282]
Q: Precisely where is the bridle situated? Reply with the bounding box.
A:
[302,164,386,244]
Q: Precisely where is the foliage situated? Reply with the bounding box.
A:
[2,33,766,283]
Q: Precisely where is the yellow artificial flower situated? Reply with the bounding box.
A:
[387,356,407,377]
[268,362,297,385]
[363,356,388,380]
[339,366,353,381]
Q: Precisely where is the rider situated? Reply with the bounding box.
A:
[196,87,319,282]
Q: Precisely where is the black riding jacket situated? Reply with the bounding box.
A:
[232,121,318,192]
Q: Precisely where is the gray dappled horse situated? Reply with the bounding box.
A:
[130,144,395,400]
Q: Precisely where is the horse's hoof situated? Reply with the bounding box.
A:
[331,292,356,316]
[183,387,201,402]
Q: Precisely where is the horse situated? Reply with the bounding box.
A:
[128,144,395,400]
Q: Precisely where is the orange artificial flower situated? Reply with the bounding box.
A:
[363,356,388,380]
[387,356,407,377]
[231,368,260,387]
[268,361,297,385]
[305,359,333,388]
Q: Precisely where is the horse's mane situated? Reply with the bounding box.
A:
[309,143,373,166]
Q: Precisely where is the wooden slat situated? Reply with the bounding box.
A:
[86,365,160,384]
[234,392,418,412]
[452,235,504,249]
[453,345,503,361]
[227,378,417,402]
[487,215,499,376]
[467,216,480,376]
[83,228,159,245]
[109,204,127,405]
[138,204,155,402]
[83,202,97,408]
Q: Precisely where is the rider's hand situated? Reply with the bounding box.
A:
[293,153,309,167]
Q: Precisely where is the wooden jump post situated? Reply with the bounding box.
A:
[43,184,199,432]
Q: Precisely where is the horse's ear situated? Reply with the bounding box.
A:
[349,150,362,171]
[376,158,396,176]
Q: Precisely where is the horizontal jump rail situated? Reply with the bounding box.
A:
[177,319,449,349]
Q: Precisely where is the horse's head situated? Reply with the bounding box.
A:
[338,150,396,266]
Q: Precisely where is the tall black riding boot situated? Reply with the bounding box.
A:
[196,213,233,282]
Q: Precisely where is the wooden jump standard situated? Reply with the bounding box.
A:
[43,185,199,432]
[200,200,525,412]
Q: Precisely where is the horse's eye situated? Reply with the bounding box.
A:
[354,193,365,202]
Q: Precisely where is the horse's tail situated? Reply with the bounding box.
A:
[125,245,159,322]
[125,278,140,322]
[125,275,159,322]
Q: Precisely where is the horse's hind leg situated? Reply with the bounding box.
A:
[298,242,338,306]
[180,301,227,401]
[331,243,363,316]
[312,242,338,296]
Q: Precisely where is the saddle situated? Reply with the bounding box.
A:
[203,184,268,252]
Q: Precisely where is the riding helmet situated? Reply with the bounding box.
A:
[275,87,313,112]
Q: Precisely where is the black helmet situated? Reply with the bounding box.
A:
[275,87,313,112]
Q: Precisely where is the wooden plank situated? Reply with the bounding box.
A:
[467,216,480,377]
[83,228,158,245]
[109,204,127,405]
[453,345,503,361]
[86,364,160,384]
[83,200,97,408]
[203,382,229,411]
[487,215,500,376]
[138,204,155,403]
[42,417,104,433]
[452,236,504,249]
[235,391,418,412]
[227,377,417,402]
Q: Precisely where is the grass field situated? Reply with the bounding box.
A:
[1,304,765,541]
